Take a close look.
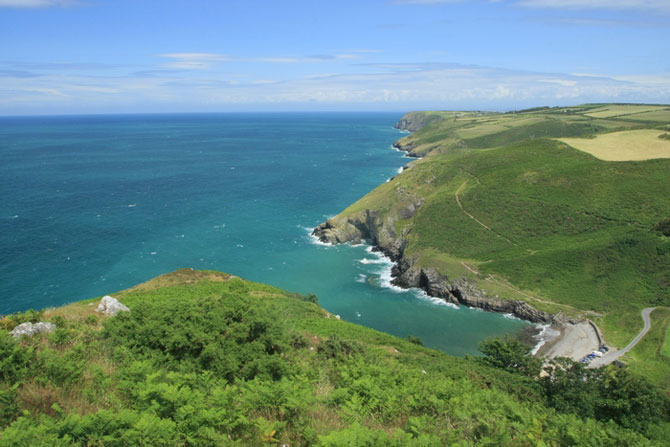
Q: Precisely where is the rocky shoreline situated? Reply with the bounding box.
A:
[312,213,570,325]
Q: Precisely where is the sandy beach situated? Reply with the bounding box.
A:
[536,322,601,361]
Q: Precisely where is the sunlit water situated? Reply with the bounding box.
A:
[0,113,530,355]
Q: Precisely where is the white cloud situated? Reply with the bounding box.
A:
[0,0,76,8]
[2,60,670,114]
[516,0,670,12]
[159,52,367,69]
[160,53,229,70]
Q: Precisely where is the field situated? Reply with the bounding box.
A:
[333,103,670,389]
[558,129,670,161]
[583,104,669,119]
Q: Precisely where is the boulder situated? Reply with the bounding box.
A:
[11,321,56,338]
[96,295,130,316]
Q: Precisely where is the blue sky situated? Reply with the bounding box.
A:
[1,0,669,114]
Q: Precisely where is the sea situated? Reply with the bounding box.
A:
[0,112,530,356]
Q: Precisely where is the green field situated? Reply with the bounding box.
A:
[333,104,670,388]
[1,269,669,445]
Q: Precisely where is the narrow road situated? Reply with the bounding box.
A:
[588,307,655,368]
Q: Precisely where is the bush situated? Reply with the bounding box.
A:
[103,293,288,382]
[653,219,670,236]
[0,331,35,383]
[0,385,19,428]
[478,335,542,377]
[406,335,423,346]
[317,335,363,359]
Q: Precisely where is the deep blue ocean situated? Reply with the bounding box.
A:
[0,113,529,355]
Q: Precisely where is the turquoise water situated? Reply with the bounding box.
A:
[0,113,529,356]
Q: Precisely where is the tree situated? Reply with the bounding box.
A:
[478,335,542,377]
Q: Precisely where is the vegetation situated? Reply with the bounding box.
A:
[331,103,670,389]
[654,219,670,237]
[2,269,669,445]
[480,337,670,434]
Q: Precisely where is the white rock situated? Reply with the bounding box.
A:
[11,321,56,338]
[96,295,130,316]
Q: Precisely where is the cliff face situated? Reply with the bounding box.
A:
[312,204,559,325]
[392,140,422,158]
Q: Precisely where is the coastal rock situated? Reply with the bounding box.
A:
[312,210,384,247]
[11,321,56,338]
[96,295,130,316]
[420,268,453,300]
[392,141,421,158]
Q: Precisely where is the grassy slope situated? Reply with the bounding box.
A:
[0,270,665,445]
[334,104,670,388]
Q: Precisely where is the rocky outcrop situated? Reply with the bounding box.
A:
[390,256,554,323]
[392,141,422,158]
[96,295,130,316]
[11,321,56,338]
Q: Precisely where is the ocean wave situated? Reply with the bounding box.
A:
[358,257,387,265]
[411,288,459,309]
[355,274,367,283]
[530,324,561,355]
[308,233,333,247]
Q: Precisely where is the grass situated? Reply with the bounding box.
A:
[331,103,670,389]
[663,316,670,358]
[558,129,670,161]
[624,308,670,389]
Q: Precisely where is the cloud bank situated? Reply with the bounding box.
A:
[2,58,668,114]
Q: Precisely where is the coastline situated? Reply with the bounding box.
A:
[311,118,603,360]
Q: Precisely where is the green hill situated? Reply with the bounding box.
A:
[1,269,669,445]
[314,104,670,389]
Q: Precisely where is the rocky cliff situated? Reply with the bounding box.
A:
[392,140,422,158]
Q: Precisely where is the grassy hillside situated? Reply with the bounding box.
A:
[329,104,670,388]
[1,269,669,445]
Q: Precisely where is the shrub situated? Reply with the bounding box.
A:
[103,293,288,382]
[0,331,35,383]
[653,219,670,237]
[478,335,542,377]
[301,293,318,304]
[406,335,423,346]
[317,335,363,359]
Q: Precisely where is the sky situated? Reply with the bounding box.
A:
[1,0,669,115]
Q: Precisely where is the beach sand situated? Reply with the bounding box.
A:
[536,322,600,361]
